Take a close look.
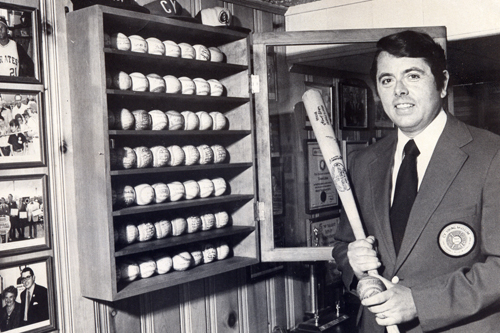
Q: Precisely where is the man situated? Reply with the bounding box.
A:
[12,94,29,117]
[332,30,500,332]
[0,17,34,77]
[19,267,49,326]
[6,194,20,240]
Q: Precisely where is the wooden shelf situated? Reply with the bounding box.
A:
[110,162,253,176]
[108,130,251,137]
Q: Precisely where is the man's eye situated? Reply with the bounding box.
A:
[380,78,392,85]
[408,74,420,80]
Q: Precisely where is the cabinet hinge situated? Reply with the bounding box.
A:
[255,201,266,222]
[250,74,260,94]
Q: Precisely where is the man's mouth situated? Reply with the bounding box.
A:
[395,103,415,109]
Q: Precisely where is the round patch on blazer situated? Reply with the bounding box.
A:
[438,223,475,257]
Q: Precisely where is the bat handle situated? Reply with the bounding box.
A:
[387,325,400,333]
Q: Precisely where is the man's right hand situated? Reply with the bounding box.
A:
[347,235,382,279]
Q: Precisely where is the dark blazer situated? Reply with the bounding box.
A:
[20,283,49,326]
[332,114,500,332]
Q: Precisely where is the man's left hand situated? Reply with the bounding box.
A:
[360,275,418,326]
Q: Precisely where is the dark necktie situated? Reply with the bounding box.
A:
[390,139,420,255]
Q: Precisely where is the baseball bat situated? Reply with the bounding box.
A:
[302,89,399,333]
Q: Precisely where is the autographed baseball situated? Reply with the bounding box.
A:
[163,40,181,57]
[111,146,137,169]
[113,71,131,90]
[209,46,224,62]
[128,34,147,53]
[149,110,168,130]
[170,217,187,236]
[132,109,152,130]
[186,215,202,233]
[119,260,140,282]
[110,32,130,51]
[134,183,155,205]
[207,79,224,97]
[166,145,185,166]
[146,74,166,93]
[163,75,182,94]
[214,210,230,228]
[183,180,200,200]
[150,145,171,167]
[182,145,200,166]
[133,146,153,168]
[212,177,227,196]
[200,212,215,231]
[154,219,172,239]
[146,37,165,55]
[129,72,149,92]
[193,78,210,96]
[202,243,217,263]
[197,144,214,164]
[210,111,227,130]
[197,179,214,198]
[215,240,230,260]
[167,181,185,201]
[178,76,195,95]
[154,253,173,274]
[137,221,155,242]
[115,185,136,207]
[117,223,139,244]
[112,108,135,130]
[178,42,195,59]
[152,182,170,203]
[137,256,156,278]
[181,111,200,130]
[193,44,210,61]
[190,249,203,266]
[172,252,192,271]
[211,144,227,164]
[165,110,184,130]
[196,111,213,130]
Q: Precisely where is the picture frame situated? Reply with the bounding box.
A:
[0,256,56,332]
[374,98,395,128]
[308,213,341,247]
[342,140,369,168]
[305,140,338,213]
[340,82,368,129]
[267,48,278,101]
[0,91,45,168]
[304,82,334,128]
[0,3,41,83]
[0,174,50,256]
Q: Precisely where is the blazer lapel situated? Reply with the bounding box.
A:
[393,116,471,273]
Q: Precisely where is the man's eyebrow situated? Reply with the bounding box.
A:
[377,67,426,81]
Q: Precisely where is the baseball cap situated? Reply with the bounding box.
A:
[144,0,199,23]
[197,7,232,27]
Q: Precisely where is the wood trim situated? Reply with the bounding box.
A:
[224,0,288,15]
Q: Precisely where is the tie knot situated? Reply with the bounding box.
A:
[404,139,420,157]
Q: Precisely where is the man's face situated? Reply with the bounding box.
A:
[376,51,449,137]
[21,271,35,289]
[0,25,8,40]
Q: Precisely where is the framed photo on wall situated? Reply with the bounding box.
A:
[340,83,368,129]
[0,256,56,332]
[304,82,334,126]
[0,91,44,168]
[0,174,50,256]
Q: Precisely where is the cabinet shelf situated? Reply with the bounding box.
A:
[113,194,254,217]
[115,226,255,257]
[110,162,253,176]
[108,130,251,137]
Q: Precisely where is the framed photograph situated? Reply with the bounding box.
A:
[267,48,278,101]
[0,257,56,332]
[308,213,340,247]
[374,99,395,128]
[304,82,334,127]
[0,3,41,83]
[0,175,50,256]
[305,140,338,213]
[342,141,369,168]
[340,83,368,129]
[0,91,45,168]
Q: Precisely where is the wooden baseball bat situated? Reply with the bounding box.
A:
[302,89,399,333]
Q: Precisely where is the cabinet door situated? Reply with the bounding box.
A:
[253,27,447,262]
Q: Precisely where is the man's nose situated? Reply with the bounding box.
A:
[394,80,408,96]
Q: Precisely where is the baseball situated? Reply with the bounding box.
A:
[357,275,387,301]
[117,223,139,244]
[200,212,215,231]
[137,256,157,278]
[209,46,224,62]
[152,182,170,203]
[150,145,171,167]
[215,210,230,228]
[197,144,214,164]
[216,240,230,260]
[193,78,210,96]
[212,177,227,196]
[146,74,166,93]
[193,44,210,61]
[115,185,136,207]
[181,111,200,130]
[171,217,187,236]
[166,145,186,166]
[154,253,173,274]
[202,243,217,263]
[207,79,224,97]
[165,110,184,130]
[113,71,132,90]
[183,180,200,200]
[149,110,168,130]
[134,183,155,206]
[186,215,202,233]
[163,40,181,57]
[178,42,195,59]
[154,219,172,239]
[178,76,195,95]
[196,111,213,130]
[129,72,149,92]
[112,108,135,130]
[132,109,152,130]
[211,144,227,164]
[128,34,147,53]
[163,75,182,94]
[133,146,153,168]
[190,249,203,266]
[172,252,192,271]
[197,179,214,198]
[111,146,137,169]
[182,145,200,166]
[137,222,156,242]
[167,181,185,201]
[110,32,131,51]
[210,111,228,130]
[118,260,140,282]
[146,37,165,55]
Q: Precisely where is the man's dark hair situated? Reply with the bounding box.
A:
[370,30,447,92]
[21,267,34,277]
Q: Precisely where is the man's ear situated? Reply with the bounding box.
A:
[441,70,450,98]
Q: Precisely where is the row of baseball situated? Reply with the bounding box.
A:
[105,33,225,62]
[109,109,228,131]
[117,241,231,282]
[113,177,227,207]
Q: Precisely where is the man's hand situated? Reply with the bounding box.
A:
[361,275,418,326]
[347,235,381,279]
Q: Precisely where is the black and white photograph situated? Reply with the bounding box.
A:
[340,83,368,129]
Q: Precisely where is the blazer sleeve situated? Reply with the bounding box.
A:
[16,42,34,78]
[412,148,500,331]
